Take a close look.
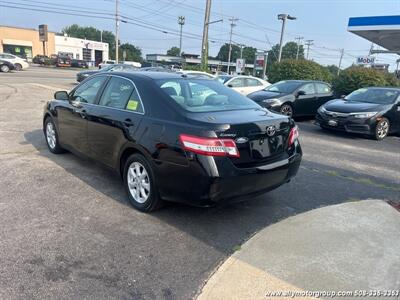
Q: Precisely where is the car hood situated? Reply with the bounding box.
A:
[247,90,288,102]
[324,99,386,113]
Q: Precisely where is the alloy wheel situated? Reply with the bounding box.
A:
[127,162,151,204]
[376,119,389,139]
[15,64,22,71]
[280,104,293,117]
[46,122,57,149]
[0,65,9,73]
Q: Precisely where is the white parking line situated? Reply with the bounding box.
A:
[28,83,68,91]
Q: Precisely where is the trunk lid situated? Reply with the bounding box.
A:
[186,109,292,167]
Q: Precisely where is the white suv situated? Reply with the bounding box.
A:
[0,53,30,70]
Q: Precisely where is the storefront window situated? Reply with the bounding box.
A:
[3,45,33,59]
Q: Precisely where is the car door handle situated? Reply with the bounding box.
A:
[123,118,134,127]
[73,108,87,119]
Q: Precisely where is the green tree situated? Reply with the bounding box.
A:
[332,66,390,95]
[324,65,340,77]
[241,46,257,64]
[166,46,181,56]
[216,43,240,62]
[267,42,304,66]
[267,59,332,83]
[119,43,143,62]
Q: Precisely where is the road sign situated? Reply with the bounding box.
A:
[38,24,48,42]
[356,56,375,65]
[254,53,265,70]
[236,58,245,73]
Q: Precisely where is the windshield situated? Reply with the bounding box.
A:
[264,81,303,94]
[217,75,233,84]
[156,78,261,113]
[345,88,399,104]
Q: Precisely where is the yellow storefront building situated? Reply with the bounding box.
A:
[0,25,55,59]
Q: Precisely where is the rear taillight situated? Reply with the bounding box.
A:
[179,134,240,158]
[288,126,299,146]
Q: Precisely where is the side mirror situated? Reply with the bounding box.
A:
[340,95,346,99]
[227,84,233,88]
[297,90,306,97]
[54,91,69,101]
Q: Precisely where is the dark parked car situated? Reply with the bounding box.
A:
[316,87,400,140]
[76,64,138,82]
[0,59,15,73]
[43,72,302,212]
[71,59,88,68]
[56,56,72,67]
[247,80,334,117]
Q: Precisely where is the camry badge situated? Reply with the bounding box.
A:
[266,125,276,137]
[235,137,249,144]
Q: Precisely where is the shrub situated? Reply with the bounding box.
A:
[267,59,332,83]
[332,66,387,95]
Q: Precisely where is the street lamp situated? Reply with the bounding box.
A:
[277,14,296,63]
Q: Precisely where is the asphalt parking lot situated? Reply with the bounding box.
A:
[0,67,399,299]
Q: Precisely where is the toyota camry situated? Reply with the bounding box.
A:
[43,72,302,212]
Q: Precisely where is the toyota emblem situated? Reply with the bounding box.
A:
[266,125,276,137]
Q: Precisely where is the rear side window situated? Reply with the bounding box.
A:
[316,83,331,94]
[156,78,260,113]
[99,77,143,112]
[228,78,245,87]
[246,78,262,86]
[71,76,107,104]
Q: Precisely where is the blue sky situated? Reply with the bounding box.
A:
[1,0,399,69]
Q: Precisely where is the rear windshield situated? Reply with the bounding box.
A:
[345,88,400,104]
[156,78,260,112]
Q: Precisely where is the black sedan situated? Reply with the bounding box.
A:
[71,59,88,68]
[43,72,302,212]
[248,80,334,117]
[0,59,15,73]
[316,87,400,140]
[76,64,138,82]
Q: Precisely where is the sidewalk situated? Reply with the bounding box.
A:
[197,200,400,300]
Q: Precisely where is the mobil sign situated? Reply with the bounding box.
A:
[356,56,375,65]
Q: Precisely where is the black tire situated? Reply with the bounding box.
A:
[14,63,22,71]
[123,153,163,212]
[374,118,390,140]
[0,64,10,73]
[280,103,293,117]
[44,117,65,154]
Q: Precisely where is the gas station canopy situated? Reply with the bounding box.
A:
[348,15,400,52]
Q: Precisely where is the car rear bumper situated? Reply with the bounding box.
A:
[157,141,302,206]
[315,113,374,134]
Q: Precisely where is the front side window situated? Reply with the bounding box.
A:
[316,83,331,94]
[299,83,316,95]
[156,78,260,113]
[99,77,143,112]
[71,76,107,104]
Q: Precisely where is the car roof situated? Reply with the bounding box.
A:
[363,86,400,91]
[277,80,327,83]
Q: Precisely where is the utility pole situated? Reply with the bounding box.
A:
[239,44,244,59]
[115,0,119,63]
[295,36,303,60]
[305,39,313,60]
[337,49,344,75]
[201,0,212,70]
[227,17,238,74]
[100,31,103,43]
[277,14,296,62]
[178,16,185,56]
